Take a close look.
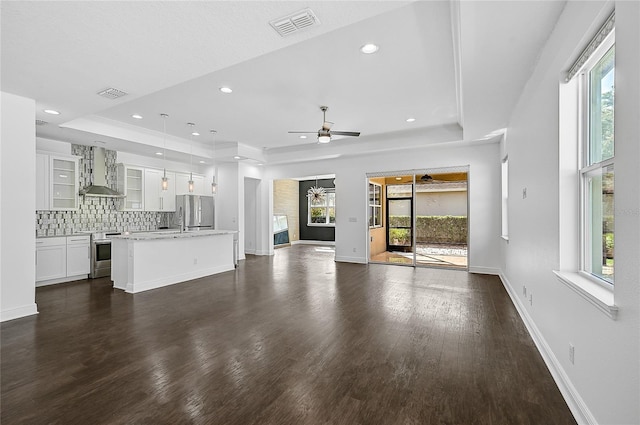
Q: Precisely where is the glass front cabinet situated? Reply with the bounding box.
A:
[47,155,79,211]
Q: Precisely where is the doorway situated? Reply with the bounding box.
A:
[368,168,468,269]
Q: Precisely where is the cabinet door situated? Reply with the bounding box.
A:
[175,172,206,195]
[144,168,161,211]
[50,156,78,210]
[67,237,90,276]
[160,171,176,211]
[193,175,205,195]
[174,172,190,196]
[125,167,144,210]
[36,154,50,210]
[36,244,67,281]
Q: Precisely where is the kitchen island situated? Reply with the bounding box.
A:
[111,229,236,293]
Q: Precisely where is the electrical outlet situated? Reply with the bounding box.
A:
[569,344,575,364]
[523,285,527,297]
[193,258,198,265]
[529,293,533,306]
[352,248,356,253]
[522,188,527,199]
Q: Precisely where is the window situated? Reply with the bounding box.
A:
[579,32,615,285]
[501,157,509,240]
[308,190,335,226]
[369,182,382,228]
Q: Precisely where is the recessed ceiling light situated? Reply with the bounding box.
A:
[406,117,416,122]
[155,152,163,156]
[220,87,233,94]
[132,114,143,119]
[299,135,307,139]
[199,160,206,164]
[233,155,241,160]
[192,132,200,136]
[360,43,379,54]
[44,109,60,115]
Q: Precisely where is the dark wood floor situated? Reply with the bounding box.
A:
[1,245,575,425]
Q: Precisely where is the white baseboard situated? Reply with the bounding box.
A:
[124,264,235,294]
[1,303,39,322]
[36,274,89,287]
[253,249,272,256]
[291,240,335,246]
[468,266,500,275]
[245,249,256,255]
[498,272,595,425]
[335,255,367,264]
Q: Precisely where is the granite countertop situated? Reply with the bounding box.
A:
[36,232,92,239]
[111,229,237,241]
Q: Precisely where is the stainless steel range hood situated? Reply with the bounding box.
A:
[79,147,124,197]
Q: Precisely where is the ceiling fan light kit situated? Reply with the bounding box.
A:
[318,134,331,144]
[289,105,360,144]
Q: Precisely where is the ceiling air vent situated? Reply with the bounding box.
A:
[97,87,128,99]
[270,8,320,37]
[35,119,48,126]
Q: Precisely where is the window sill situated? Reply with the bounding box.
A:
[553,270,618,319]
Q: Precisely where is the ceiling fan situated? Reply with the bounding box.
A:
[289,106,360,143]
[418,173,468,184]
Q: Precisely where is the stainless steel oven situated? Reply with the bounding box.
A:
[90,231,121,278]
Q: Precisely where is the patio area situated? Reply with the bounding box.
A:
[370,244,468,268]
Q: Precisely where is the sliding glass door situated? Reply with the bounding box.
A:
[367,168,468,270]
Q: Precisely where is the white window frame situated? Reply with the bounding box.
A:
[369,182,382,228]
[578,31,615,287]
[555,14,617,319]
[307,189,335,227]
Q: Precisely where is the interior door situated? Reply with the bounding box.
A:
[386,197,413,253]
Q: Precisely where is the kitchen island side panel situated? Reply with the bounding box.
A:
[112,232,234,293]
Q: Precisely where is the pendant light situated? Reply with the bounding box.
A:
[307,176,326,204]
[210,129,218,194]
[160,113,169,191]
[187,123,195,193]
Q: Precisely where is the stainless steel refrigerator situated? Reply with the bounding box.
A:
[175,195,215,231]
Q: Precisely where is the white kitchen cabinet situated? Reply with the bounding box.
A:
[144,168,175,212]
[66,235,90,276]
[35,153,79,211]
[117,164,145,210]
[175,172,205,196]
[36,153,50,210]
[36,237,67,281]
[50,155,79,210]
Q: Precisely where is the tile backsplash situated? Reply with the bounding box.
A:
[36,145,174,236]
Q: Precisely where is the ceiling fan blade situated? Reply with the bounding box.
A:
[330,131,360,137]
[322,121,334,131]
[288,131,316,134]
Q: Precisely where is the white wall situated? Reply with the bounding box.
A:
[263,140,501,271]
[217,162,239,235]
[502,1,639,423]
[1,92,39,321]
[244,177,258,255]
